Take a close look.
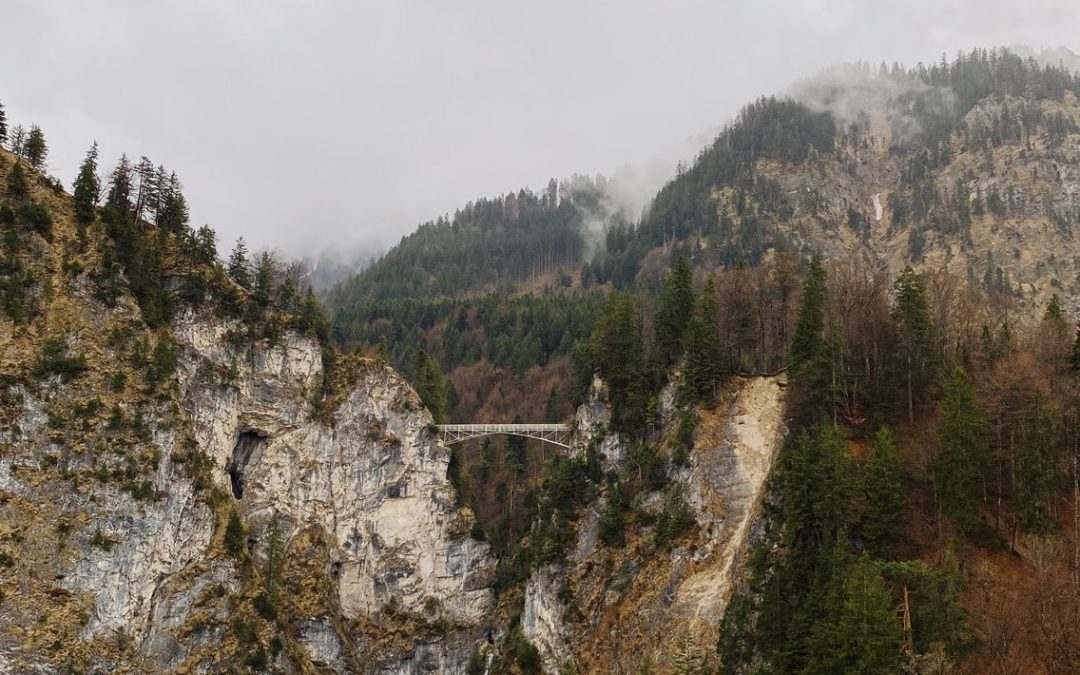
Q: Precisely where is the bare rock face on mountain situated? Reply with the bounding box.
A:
[1,304,493,672]
[523,375,787,674]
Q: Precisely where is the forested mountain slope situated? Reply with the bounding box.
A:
[322,47,1080,674]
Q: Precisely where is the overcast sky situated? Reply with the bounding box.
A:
[4,0,1079,259]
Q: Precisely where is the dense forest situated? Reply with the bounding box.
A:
[322,47,1080,673]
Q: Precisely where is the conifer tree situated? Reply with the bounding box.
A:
[654,256,695,367]
[806,553,902,674]
[789,255,834,421]
[24,125,47,170]
[0,99,7,146]
[893,266,936,424]
[1044,293,1064,320]
[683,276,722,401]
[863,426,904,557]
[8,124,26,157]
[935,367,989,533]
[414,350,448,423]
[227,238,251,288]
[253,252,275,308]
[5,160,28,199]
[224,511,245,558]
[72,142,101,225]
[589,293,647,432]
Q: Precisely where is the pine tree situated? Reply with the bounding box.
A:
[683,276,722,401]
[790,255,826,371]
[8,124,26,157]
[863,426,904,558]
[224,511,246,558]
[789,255,834,421]
[24,125,47,170]
[5,160,28,199]
[253,252,275,308]
[157,172,189,234]
[1044,294,1064,320]
[806,553,902,674]
[414,350,448,423]
[0,99,7,146]
[935,367,989,534]
[589,293,647,432]
[654,256,695,367]
[893,266,936,424]
[72,142,101,225]
[227,238,251,288]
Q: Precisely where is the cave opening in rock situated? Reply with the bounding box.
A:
[227,431,266,499]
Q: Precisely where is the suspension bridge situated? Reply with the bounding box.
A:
[436,423,572,449]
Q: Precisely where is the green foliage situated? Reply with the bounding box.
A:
[893,266,938,421]
[804,553,902,675]
[671,409,697,467]
[789,256,833,423]
[935,368,989,534]
[227,238,251,289]
[224,511,246,559]
[145,336,179,387]
[598,480,628,547]
[90,527,114,552]
[35,338,88,381]
[654,256,695,368]
[6,160,29,199]
[324,177,612,302]
[653,487,695,550]
[24,125,47,170]
[862,426,905,558]
[72,142,100,225]
[682,277,722,401]
[413,350,449,423]
[589,293,647,433]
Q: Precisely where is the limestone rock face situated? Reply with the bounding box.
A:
[521,565,571,673]
[526,375,787,674]
[2,308,494,672]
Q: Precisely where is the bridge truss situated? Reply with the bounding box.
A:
[436,423,571,449]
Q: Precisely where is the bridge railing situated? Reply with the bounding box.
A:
[436,423,572,449]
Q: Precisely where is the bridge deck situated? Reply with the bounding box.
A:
[436,423,572,449]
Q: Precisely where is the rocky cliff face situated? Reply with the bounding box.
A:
[0,306,494,673]
[523,375,787,674]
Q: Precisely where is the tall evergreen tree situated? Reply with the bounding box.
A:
[227,238,251,288]
[0,99,7,145]
[683,276,723,401]
[935,367,989,533]
[253,252,275,308]
[863,426,904,558]
[5,160,28,199]
[789,255,833,421]
[893,266,936,424]
[414,350,448,423]
[589,292,647,432]
[654,256,695,367]
[24,125,47,170]
[805,553,903,674]
[72,142,101,225]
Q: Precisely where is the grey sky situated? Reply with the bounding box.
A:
[4,0,1079,258]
